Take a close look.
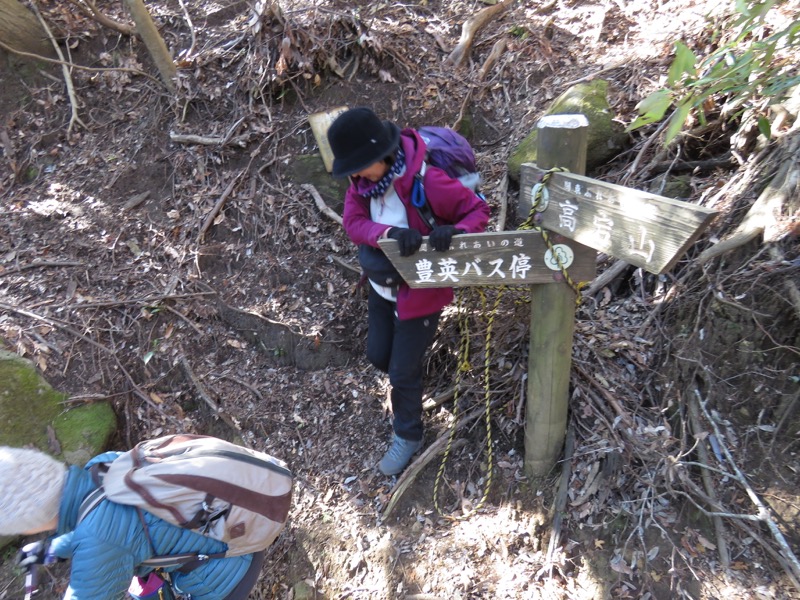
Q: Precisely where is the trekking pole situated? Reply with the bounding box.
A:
[18,540,57,600]
[24,565,39,600]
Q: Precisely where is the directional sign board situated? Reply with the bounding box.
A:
[378,230,596,288]
[520,164,718,274]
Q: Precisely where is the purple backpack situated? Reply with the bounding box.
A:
[418,126,478,179]
[413,126,483,228]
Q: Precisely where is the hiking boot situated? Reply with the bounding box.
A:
[379,434,423,476]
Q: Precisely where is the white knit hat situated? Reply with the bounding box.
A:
[0,446,67,535]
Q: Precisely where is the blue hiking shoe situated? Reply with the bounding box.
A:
[379,434,423,476]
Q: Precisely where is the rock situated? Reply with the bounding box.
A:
[287,155,349,215]
[0,349,116,548]
[292,580,321,600]
[649,174,693,200]
[508,80,627,180]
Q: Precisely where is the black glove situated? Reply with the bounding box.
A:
[388,227,423,257]
[428,225,465,252]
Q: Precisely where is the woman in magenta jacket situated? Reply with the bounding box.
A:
[328,107,490,476]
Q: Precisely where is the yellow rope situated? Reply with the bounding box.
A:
[433,290,469,517]
[432,167,587,518]
[433,287,502,520]
[519,167,588,306]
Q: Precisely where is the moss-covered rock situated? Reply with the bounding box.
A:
[0,349,116,549]
[508,80,627,180]
[649,174,693,199]
[0,349,116,462]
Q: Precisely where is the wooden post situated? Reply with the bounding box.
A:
[309,107,348,173]
[524,114,590,478]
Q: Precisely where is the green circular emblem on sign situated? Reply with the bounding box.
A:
[544,244,574,270]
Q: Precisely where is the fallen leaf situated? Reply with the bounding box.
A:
[697,534,716,550]
[610,555,633,575]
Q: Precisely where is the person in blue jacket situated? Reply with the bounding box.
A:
[0,445,265,600]
[328,107,490,476]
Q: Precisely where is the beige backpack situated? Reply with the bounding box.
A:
[78,434,292,566]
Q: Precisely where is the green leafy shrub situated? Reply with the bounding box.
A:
[628,0,800,144]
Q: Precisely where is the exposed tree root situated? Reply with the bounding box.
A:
[445,0,514,68]
[699,132,800,263]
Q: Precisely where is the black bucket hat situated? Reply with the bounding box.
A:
[327,107,401,178]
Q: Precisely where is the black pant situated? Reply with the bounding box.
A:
[366,287,441,442]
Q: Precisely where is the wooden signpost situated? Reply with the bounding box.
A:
[518,167,717,274]
[377,113,718,478]
[379,231,596,286]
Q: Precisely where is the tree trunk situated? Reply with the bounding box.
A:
[0,0,54,58]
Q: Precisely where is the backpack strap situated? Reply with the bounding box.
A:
[411,162,438,230]
[77,487,227,571]
[77,487,107,524]
[141,551,226,570]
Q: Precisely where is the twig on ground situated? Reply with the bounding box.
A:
[581,259,630,298]
[329,254,360,276]
[0,261,83,274]
[537,0,558,13]
[768,246,800,322]
[177,0,197,59]
[303,184,343,226]
[198,174,243,243]
[453,87,474,132]
[619,119,670,187]
[574,363,633,427]
[537,425,574,579]
[66,0,134,35]
[218,374,266,404]
[559,59,626,88]
[162,305,204,336]
[170,117,246,146]
[49,291,215,310]
[63,393,126,404]
[179,355,219,414]
[693,385,800,587]
[686,389,730,567]
[169,133,224,145]
[0,39,159,86]
[30,0,87,133]
[423,386,456,411]
[478,37,507,81]
[698,133,800,263]
[649,153,736,174]
[772,391,800,452]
